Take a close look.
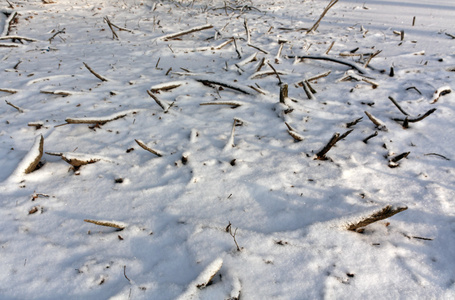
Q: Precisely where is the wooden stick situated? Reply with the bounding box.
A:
[65,110,134,125]
[247,43,269,54]
[104,17,119,40]
[363,50,382,68]
[84,219,126,230]
[135,139,162,157]
[337,129,354,141]
[279,83,288,104]
[363,131,378,144]
[388,152,410,168]
[147,90,170,111]
[346,205,407,231]
[195,78,253,95]
[301,80,315,100]
[266,62,282,84]
[160,24,213,40]
[307,71,331,82]
[83,62,109,82]
[200,101,242,108]
[307,0,339,33]
[0,35,38,42]
[346,117,362,128]
[291,55,367,74]
[325,41,335,55]
[364,111,387,131]
[316,132,340,160]
[5,100,24,113]
[393,108,436,123]
[388,96,409,116]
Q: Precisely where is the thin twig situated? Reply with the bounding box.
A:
[48,28,66,43]
[266,62,282,85]
[346,205,407,231]
[135,139,163,157]
[5,100,24,113]
[307,0,339,33]
[84,219,126,230]
[316,132,340,160]
[363,131,378,144]
[388,96,409,116]
[83,62,109,82]
[160,24,213,40]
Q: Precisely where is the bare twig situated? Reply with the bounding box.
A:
[363,131,378,144]
[346,117,362,128]
[84,219,126,230]
[325,41,335,55]
[83,62,109,82]
[243,18,251,44]
[424,153,450,161]
[363,50,382,68]
[301,80,315,100]
[392,108,436,123]
[65,110,133,125]
[123,266,131,283]
[388,152,410,168]
[346,205,408,231]
[266,62,282,84]
[160,24,213,40]
[291,55,367,74]
[5,100,24,112]
[48,28,66,43]
[307,0,339,33]
[364,111,387,131]
[0,35,38,42]
[200,101,242,108]
[307,71,331,82]
[388,96,409,116]
[147,90,170,112]
[195,78,253,95]
[135,139,163,157]
[316,132,340,160]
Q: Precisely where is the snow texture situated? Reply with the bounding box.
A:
[1,0,455,299]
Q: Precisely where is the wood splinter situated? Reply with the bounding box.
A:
[347,205,408,232]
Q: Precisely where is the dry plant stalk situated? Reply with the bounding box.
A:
[147,90,169,111]
[65,112,129,125]
[5,100,24,112]
[316,132,340,160]
[287,130,304,141]
[307,71,331,82]
[84,219,126,230]
[279,84,288,103]
[104,16,119,40]
[200,101,242,108]
[347,205,408,231]
[83,62,109,82]
[292,55,367,74]
[364,111,387,131]
[0,35,38,42]
[24,135,44,174]
[135,139,162,157]
[46,152,101,167]
[195,78,253,95]
[160,24,213,40]
[307,0,339,33]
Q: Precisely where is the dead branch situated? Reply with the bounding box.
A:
[48,28,66,43]
[247,43,269,54]
[346,205,408,231]
[307,71,331,82]
[392,108,436,124]
[267,62,282,84]
[104,17,119,40]
[200,101,242,108]
[287,130,304,141]
[430,86,451,103]
[364,111,387,131]
[84,219,126,230]
[363,50,382,68]
[291,55,367,74]
[301,80,315,100]
[307,0,339,33]
[0,35,38,42]
[363,131,378,144]
[315,132,340,160]
[346,117,362,128]
[160,24,213,40]
[83,62,109,82]
[279,83,288,103]
[195,78,254,95]
[65,111,132,125]
[22,135,44,174]
[424,153,450,161]
[147,90,170,112]
[388,96,409,116]
[388,152,410,168]
[135,139,163,157]
[337,129,354,141]
[5,100,24,112]
[243,18,251,44]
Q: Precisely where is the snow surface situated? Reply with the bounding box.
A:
[1,0,455,299]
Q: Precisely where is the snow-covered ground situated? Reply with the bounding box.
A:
[1,0,454,299]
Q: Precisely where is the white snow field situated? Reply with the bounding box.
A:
[1,0,454,299]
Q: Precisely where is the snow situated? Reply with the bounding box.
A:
[1,0,455,299]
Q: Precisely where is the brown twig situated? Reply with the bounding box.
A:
[84,219,126,230]
[363,131,378,144]
[160,24,213,40]
[135,139,163,157]
[266,62,282,85]
[346,117,363,128]
[5,100,24,112]
[83,62,109,82]
[307,0,339,33]
[347,205,408,231]
[316,132,340,160]
[388,96,409,116]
